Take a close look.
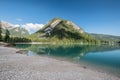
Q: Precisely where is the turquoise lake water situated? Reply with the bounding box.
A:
[15,44,120,77]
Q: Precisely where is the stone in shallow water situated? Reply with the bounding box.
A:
[16,50,28,54]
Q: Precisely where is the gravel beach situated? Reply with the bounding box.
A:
[0,46,119,80]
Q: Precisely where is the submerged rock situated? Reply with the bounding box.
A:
[16,50,28,54]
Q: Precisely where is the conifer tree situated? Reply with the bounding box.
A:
[0,22,2,41]
[4,29,10,42]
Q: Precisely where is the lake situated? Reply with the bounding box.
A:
[15,44,120,77]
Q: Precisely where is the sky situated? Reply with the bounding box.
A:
[0,0,120,35]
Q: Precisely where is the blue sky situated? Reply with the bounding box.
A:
[0,0,120,35]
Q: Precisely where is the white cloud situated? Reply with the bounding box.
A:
[21,23,44,34]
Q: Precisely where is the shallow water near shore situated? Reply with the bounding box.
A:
[15,44,120,77]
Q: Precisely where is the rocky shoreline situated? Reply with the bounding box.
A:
[0,46,120,80]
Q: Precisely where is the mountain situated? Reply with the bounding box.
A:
[34,18,89,40]
[0,21,29,37]
[30,18,120,43]
[90,33,120,41]
[0,21,14,29]
[9,27,29,37]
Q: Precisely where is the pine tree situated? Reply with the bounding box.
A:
[4,29,10,42]
[0,21,2,41]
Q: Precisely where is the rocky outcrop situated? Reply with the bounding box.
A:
[50,19,61,28]
[0,21,14,30]
[0,21,29,37]
[66,21,84,33]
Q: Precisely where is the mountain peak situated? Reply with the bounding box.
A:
[50,18,62,28]
[50,18,84,33]
[35,18,85,39]
[39,18,84,33]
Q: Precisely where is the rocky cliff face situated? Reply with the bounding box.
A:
[0,21,14,29]
[50,19,61,28]
[10,27,29,37]
[0,21,29,37]
[66,21,84,33]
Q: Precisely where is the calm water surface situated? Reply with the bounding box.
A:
[15,44,120,76]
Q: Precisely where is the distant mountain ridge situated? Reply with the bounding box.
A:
[90,33,120,41]
[0,21,14,29]
[0,21,29,37]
